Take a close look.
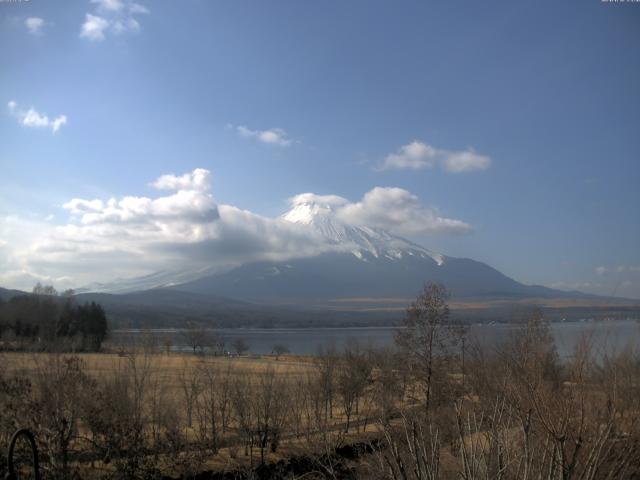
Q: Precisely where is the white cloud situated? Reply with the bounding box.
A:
[80,14,111,40]
[62,199,105,214]
[0,215,77,291]
[50,116,68,133]
[236,125,293,147]
[335,187,471,235]
[7,100,67,133]
[379,140,492,173]
[595,265,640,275]
[112,18,140,34]
[289,193,349,209]
[63,189,219,226]
[0,169,471,290]
[81,0,149,41]
[25,17,45,36]
[63,170,219,227]
[441,150,492,173]
[381,141,439,170]
[91,0,125,12]
[151,168,211,192]
[0,169,325,289]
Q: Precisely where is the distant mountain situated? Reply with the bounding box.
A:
[75,288,249,310]
[43,196,632,325]
[73,288,398,329]
[173,253,575,303]
[0,287,28,301]
[169,198,594,304]
[71,289,252,328]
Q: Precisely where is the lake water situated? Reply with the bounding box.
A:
[109,319,640,358]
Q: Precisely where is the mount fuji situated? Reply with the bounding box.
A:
[161,199,583,304]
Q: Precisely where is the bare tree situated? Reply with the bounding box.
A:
[178,366,201,429]
[230,373,255,463]
[462,310,640,480]
[316,344,338,422]
[232,337,250,356]
[395,283,463,413]
[272,343,290,360]
[370,348,404,424]
[182,321,210,354]
[194,362,228,453]
[161,397,206,478]
[81,351,154,479]
[31,355,92,479]
[252,368,289,463]
[33,282,58,296]
[337,342,372,433]
[373,411,441,480]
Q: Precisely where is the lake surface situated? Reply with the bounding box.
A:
[109,319,640,358]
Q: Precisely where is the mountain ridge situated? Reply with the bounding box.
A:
[166,199,604,304]
[58,197,630,306]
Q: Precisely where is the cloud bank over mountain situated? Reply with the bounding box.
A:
[288,188,471,235]
[0,168,469,290]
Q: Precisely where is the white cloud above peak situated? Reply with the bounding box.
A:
[289,193,349,209]
[7,100,67,133]
[235,125,294,147]
[287,187,471,235]
[379,140,492,173]
[25,17,45,36]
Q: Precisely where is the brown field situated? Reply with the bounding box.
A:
[1,350,316,380]
[0,350,384,477]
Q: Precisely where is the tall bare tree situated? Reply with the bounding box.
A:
[337,342,372,432]
[395,283,463,413]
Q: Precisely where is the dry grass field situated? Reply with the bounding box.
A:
[0,349,385,478]
[2,302,640,479]
[1,350,317,382]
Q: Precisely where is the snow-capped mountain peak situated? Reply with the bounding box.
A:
[282,201,334,225]
[281,200,444,265]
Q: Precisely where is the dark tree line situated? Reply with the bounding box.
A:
[0,284,108,351]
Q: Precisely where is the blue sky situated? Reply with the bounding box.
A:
[1,0,639,297]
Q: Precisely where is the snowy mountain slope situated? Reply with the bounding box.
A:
[76,267,222,294]
[281,199,444,265]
